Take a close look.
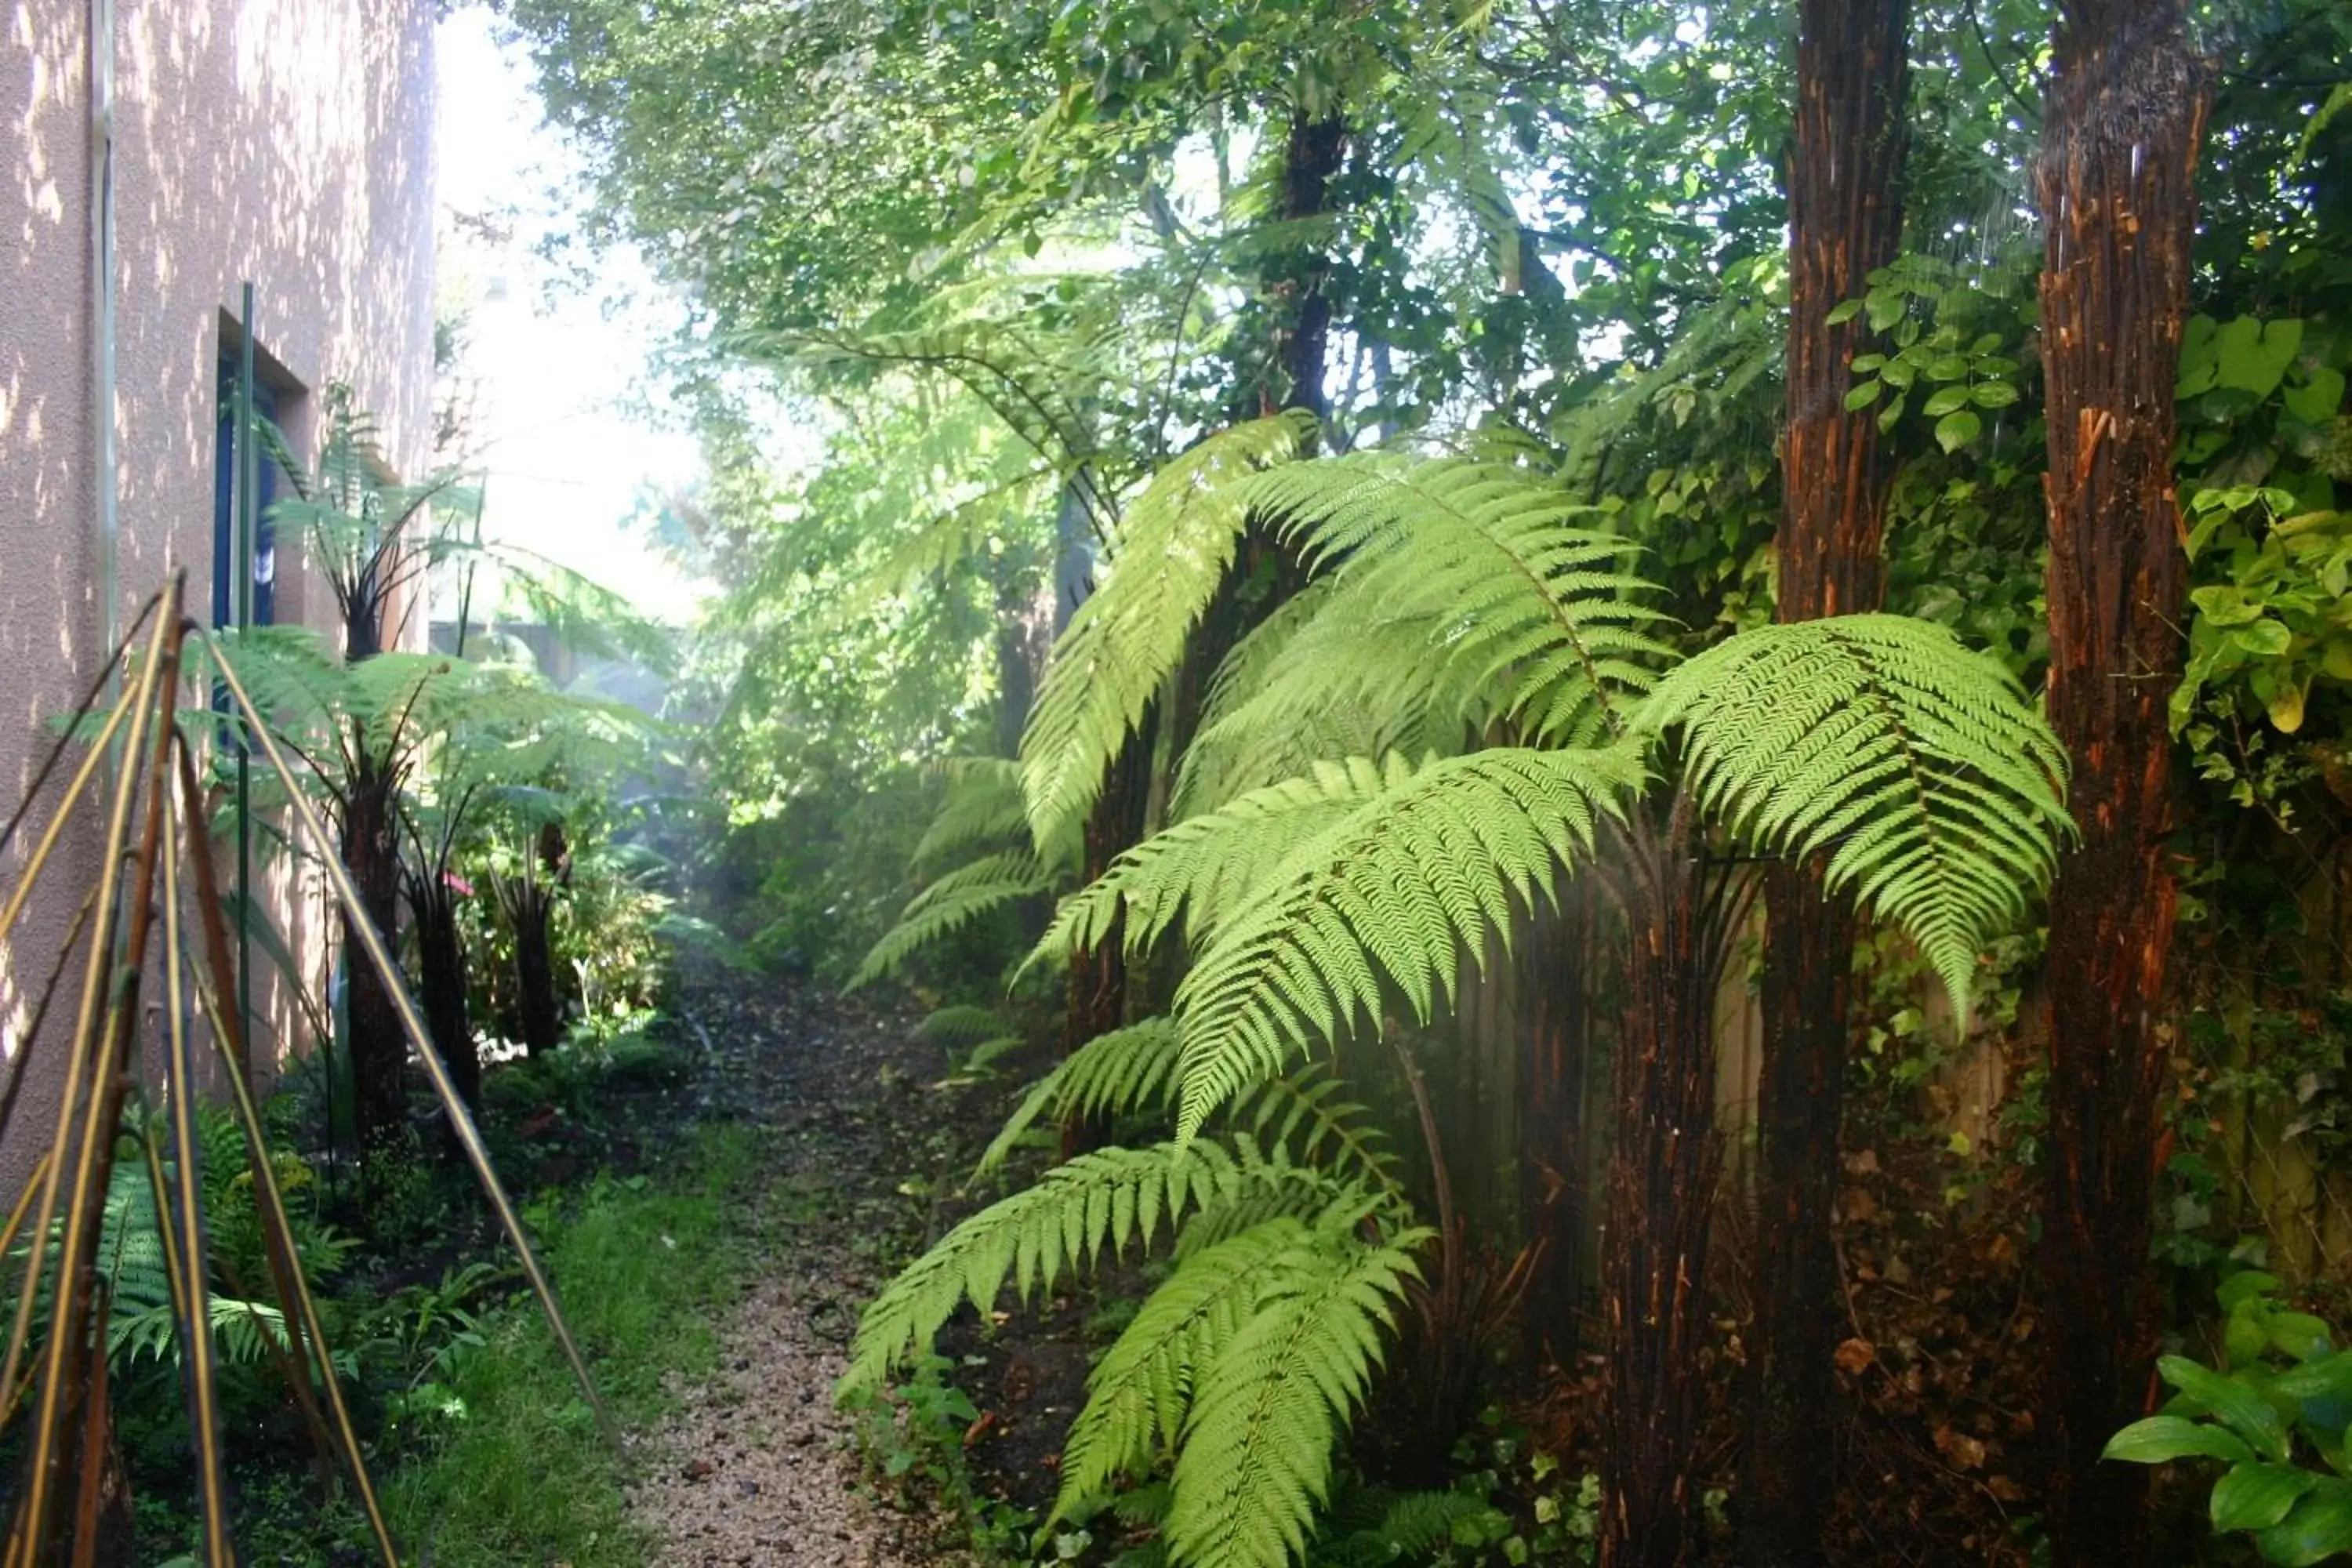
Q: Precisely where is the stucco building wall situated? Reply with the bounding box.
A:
[0,0,437,1181]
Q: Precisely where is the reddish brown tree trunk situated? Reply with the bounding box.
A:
[343,753,408,1157]
[1744,0,1907,1558]
[2033,5,2209,1561]
[1275,111,1346,426]
[1519,883,1595,1375]
[1600,815,1722,1568]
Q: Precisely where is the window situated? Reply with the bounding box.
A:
[213,358,278,628]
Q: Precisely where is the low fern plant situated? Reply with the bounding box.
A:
[841,1015,1431,1568]
[2106,1271,2352,1565]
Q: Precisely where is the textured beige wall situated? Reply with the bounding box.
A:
[0,0,437,1179]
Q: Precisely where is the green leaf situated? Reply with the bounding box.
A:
[2283,366,2345,426]
[1826,298,1865,326]
[1934,409,1982,453]
[2274,1352,2352,1402]
[1849,353,1886,372]
[2103,1415,2254,1467]
[2258,1479,2352,1566]
[1971,381,2020,409]
[1877,394,1906,434]
[1922,386,1973,418]
[2212,1462,2319,1532]
[1845,381,1883,412]
[2212,316,2303,400]
[1926,354,1970,383]
[2162,1356,2292,1461]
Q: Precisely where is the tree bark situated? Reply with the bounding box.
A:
[2032,5,2209,1560]
[1520,881,1595,1376]
[1275,111,1347,425]
[408,876,480,1113]
[1744,0,1908,1558]
[343,753,408,1158]
[1600,814,1724,1568]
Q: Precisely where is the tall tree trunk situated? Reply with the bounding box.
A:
[2033,5,2209,1560]
[1600,812,1724,1568]
[1274,111,1347,426]
[343,753,407,1158]
[1744,0,1908,1558]
[408,876,480,1113]
[1520,881,1595,1377]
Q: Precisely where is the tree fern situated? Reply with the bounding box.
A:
[1021,413,1316,849]
[1637,614,2071,1022]
[913,759,1036,869]
[979,1020,1184,1174]
[1163,1231,1427,1568]
[1035,757,1427,970]
[847,849,1054,989]
[1241,456,1674,747]
[1308,1490,1500,1567]
[1054,1218,1329,1519]
[842,1135,1356,1395]
[979,1025,1400,1203]
[1171,746,1641,1136]
[1174,590,1461,817]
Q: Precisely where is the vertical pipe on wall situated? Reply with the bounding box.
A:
[236,285,258,1065]
[89,0,117,691]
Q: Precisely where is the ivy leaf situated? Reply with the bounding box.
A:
[2103,1414,2253,1467]
[1970,381,2020,409]
[1877,394,1906,434]
[1826,297,1864,326]
[1844,381,1882,412]
[1926,354,1969,382]
[1933,409,1981,453]
[1922,386,1973,418]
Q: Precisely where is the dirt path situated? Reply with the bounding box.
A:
[620,969,964,1566]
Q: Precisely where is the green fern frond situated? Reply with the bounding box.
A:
[917,1004,1020,1047]
[914,759,1036,869]
[1308,1490,1497,1567]
[848,851,1052,990]
[1163,1231,1428,1568]
[1176,590,1461,815]
[1171,747,1641,1137]
[1639,614,2071,1024]
[841,1136,1350,1396]
[978,1020,1183,1174]
[1221,1069,1402,1200]
[1054,1218,1328,1519]
[1242,457,1675,747]
[1034,757,1424,973]
[1021,413,1316,849]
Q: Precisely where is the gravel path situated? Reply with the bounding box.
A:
[621,971,964,1567]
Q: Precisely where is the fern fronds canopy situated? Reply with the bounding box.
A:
[1033,755,1427,972]
[1162,1229,1426,1568]
[847,848,1054,989]
[1170,746,1641,1138]
[1637,613,2071,1024]
[1240,456,1676,748]
[1020,413,1316,851]
[840,1135,1381,1396]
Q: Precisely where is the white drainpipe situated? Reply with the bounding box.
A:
[89,0,117,680]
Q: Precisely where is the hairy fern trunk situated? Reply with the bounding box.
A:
[408,874,480,1113]
[1062,721,1156,1151]
[1745,0,1908,1555]
[1601,813,1727,1568]
[343,749,408,1160]
[1518,883,1598,1377]
[2032,5,2209,1559]
[1273,111,1347,425]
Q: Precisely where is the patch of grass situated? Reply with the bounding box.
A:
[368,1124,763,1566]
